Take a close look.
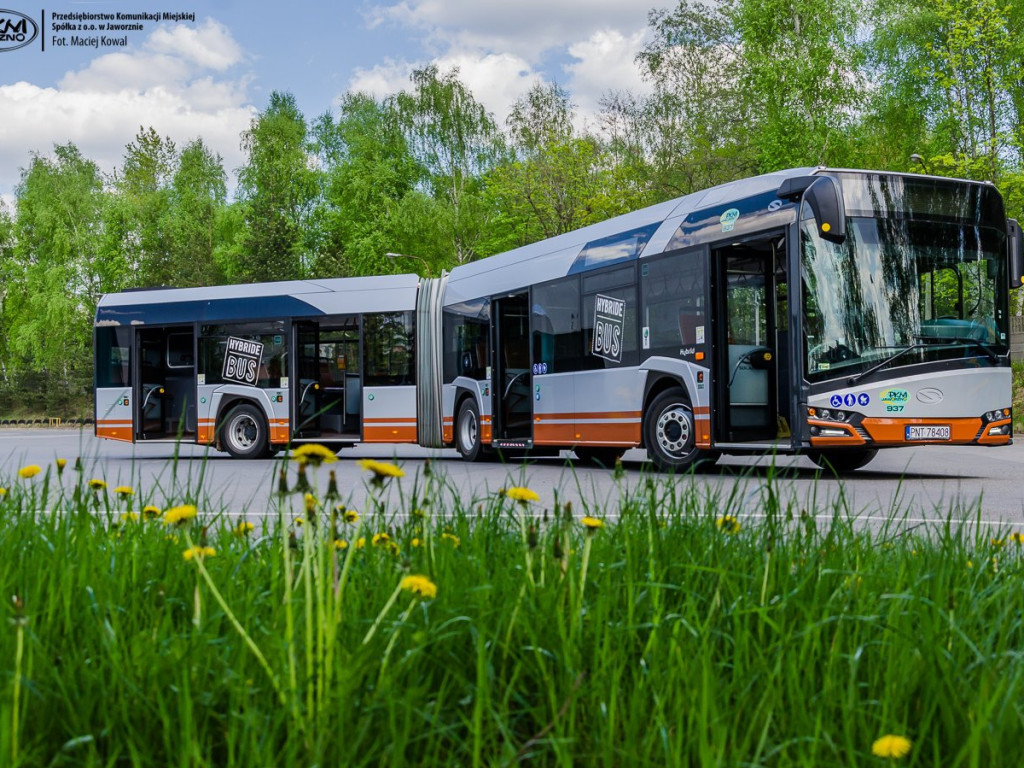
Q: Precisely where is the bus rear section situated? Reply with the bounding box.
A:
[93,276,421,458]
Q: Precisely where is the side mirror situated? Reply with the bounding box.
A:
[1009,218,1023,289]
[777,174,847,244]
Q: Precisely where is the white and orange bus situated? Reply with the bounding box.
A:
[95,167,1023,471]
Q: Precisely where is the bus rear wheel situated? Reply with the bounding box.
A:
[574,447,625,468]
[643,387,715,473]
[806,448,877,474]
[221,403,270,459]
[456,398,488,462]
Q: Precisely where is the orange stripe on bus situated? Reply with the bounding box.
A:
[534,410,642,421]
[96,426,133,442]
[363,425,417,443]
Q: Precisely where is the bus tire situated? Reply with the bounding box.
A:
[807,448,877,474]
[221,404,270,459]
[643,387,715,472]
[573,447,625,468]
[456,398,487,462]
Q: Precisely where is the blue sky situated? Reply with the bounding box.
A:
[0,0,670,205]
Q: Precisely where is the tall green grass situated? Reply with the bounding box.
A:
[1,455,1022,767]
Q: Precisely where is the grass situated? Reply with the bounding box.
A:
[1,454,1023,767]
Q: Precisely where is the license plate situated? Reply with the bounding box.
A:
[905,425,950,441]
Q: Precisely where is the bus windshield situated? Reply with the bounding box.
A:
[802,174,1008,383]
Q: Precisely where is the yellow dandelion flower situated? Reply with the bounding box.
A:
[335,539,349,550]
[0,487,7,498]
[991,537,1005,548]
[56,458,67,473]
[386,540,401,556]
[357,458,405,479]
[441,532,461,547]
[716,514,741,534]
[581,516,604,530]
[339,507,359,523]
[354,537,366,549]
[290,443,338,466]
[142,505,161,519]
[1010,531,1024,544]
[400,574,437,600]
[183,545,216,561]
[120,512,140,524]
[295,517,305,527]
[88,478,107,491]
[18,465,42,479]
[163,504,198,526]
[372,532,391,547]
[503,486,540,503]
[304,493,317,514]
[411,537,423,548]
[871,734,912,759]
[235,521,255,536]
[114,485,134,498]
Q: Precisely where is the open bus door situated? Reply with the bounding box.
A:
[292,317,362,442]
[491,292,533,448]
[134,326,196,441]
[712,235,793,446]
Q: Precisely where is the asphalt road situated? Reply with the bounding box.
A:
[2,428,1023,528]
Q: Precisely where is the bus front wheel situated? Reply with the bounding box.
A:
[456,398,488,462]
[643,387,715,472]
[221,404,270,459]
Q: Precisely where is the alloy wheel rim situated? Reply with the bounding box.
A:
[656,405,692,456]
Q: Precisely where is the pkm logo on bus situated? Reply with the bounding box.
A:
[0,10,38,52]
[880,388,909,413]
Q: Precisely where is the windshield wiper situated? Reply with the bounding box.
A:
[846,335,1001,385]
[846,342,928,385]
[913,334,1001,363]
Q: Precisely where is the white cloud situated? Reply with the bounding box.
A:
[350,51,541,125]
[565,28,652,115]
[0,19,254,198]
[369,0,659,60]
[361,0,665,129]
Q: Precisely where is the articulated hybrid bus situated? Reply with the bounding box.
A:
[95,167,1024,471]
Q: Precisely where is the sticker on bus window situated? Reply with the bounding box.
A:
[592,294,625,363]
[223,337,263,386]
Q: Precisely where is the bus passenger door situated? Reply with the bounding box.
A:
[134,327,197,441]
[492,292,533,446]
[293,321,322,438]
[713,239,784,443]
